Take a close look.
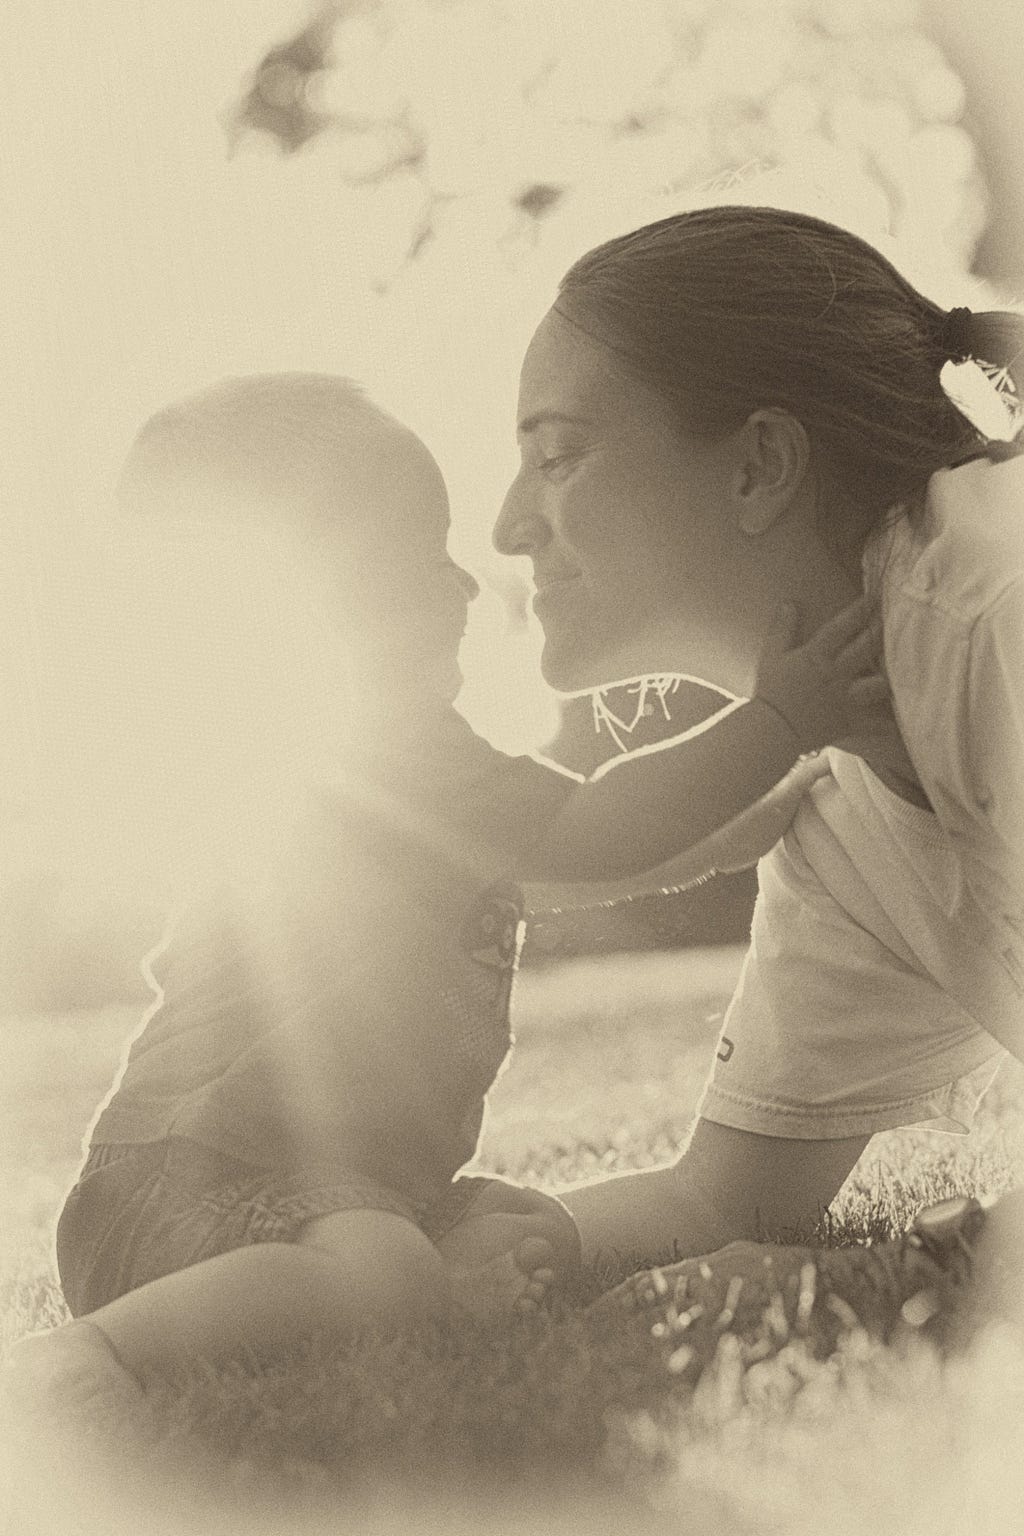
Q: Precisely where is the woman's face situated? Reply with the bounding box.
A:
[493,307,743,692]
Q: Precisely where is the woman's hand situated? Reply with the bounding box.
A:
[753,595,893,755]
[585,1232,951,1374]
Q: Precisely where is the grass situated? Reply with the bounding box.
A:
[3,945,1024,1535]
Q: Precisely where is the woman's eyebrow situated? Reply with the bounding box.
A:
[517,410,592,436]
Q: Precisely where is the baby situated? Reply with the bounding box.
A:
[5,374,884,1428]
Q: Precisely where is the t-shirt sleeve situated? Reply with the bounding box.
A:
[698,811,1005,1141]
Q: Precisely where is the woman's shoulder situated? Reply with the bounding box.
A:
[876,456,1024,621]
[927,451,1024,538]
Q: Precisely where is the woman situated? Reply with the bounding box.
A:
[487,205,1024,1277]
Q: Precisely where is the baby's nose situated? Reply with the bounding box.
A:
[456,565,480,601]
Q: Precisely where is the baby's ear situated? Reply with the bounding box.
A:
[735,409,810,535]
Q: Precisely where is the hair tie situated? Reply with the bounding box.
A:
[943,306,974,361]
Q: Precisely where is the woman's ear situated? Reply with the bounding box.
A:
[734,409,811,535]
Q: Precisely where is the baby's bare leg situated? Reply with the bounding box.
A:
[4,1210,450,1428]
[109,1209,450,1379]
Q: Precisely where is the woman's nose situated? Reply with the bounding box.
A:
[492,487,548,557]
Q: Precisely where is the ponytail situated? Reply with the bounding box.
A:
[938,306,1024,457]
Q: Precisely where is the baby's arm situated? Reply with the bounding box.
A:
[523,754,828,914]
[515,596,885,884]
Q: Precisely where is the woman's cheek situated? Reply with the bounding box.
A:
[557,471,609,550]
[575,489,638,568]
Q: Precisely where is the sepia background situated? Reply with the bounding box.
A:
[2,0,1023,1014]
[3,6,1024,1532]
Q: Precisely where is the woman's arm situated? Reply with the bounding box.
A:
[515,597,884,883]
[560,1118,870,1269]
[457,1117,869,1270]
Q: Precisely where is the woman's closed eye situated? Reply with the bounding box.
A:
[535,449,583,480]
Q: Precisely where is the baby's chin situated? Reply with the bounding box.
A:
[379,658,464,712]
[412,650,463,703]
[437,660,465,706]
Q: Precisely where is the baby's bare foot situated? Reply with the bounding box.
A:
[438,1216,561,1323]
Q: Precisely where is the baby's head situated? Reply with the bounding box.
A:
[119,373,478,702]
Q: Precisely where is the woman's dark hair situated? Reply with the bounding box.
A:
[557,206,1024,554]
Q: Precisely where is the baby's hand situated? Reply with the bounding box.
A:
[753,594,891,755]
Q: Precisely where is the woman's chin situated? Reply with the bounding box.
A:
[539,635,613,695]
[540,623,683,693]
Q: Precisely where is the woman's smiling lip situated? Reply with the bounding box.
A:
[532,571,581,601]
[532,575,581,615]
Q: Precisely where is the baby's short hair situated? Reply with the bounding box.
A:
[119,372,428,537]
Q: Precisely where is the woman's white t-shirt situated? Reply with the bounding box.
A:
[700,454,1024,1139]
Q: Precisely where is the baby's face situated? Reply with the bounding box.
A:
[299,434,479,705]
[122,425,479,709]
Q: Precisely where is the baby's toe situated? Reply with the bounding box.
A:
[512,1267,557,1319]
[513,1284,548,1317]
[514,1235,557,1277]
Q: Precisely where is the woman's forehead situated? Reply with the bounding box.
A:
[518,306,668,430]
